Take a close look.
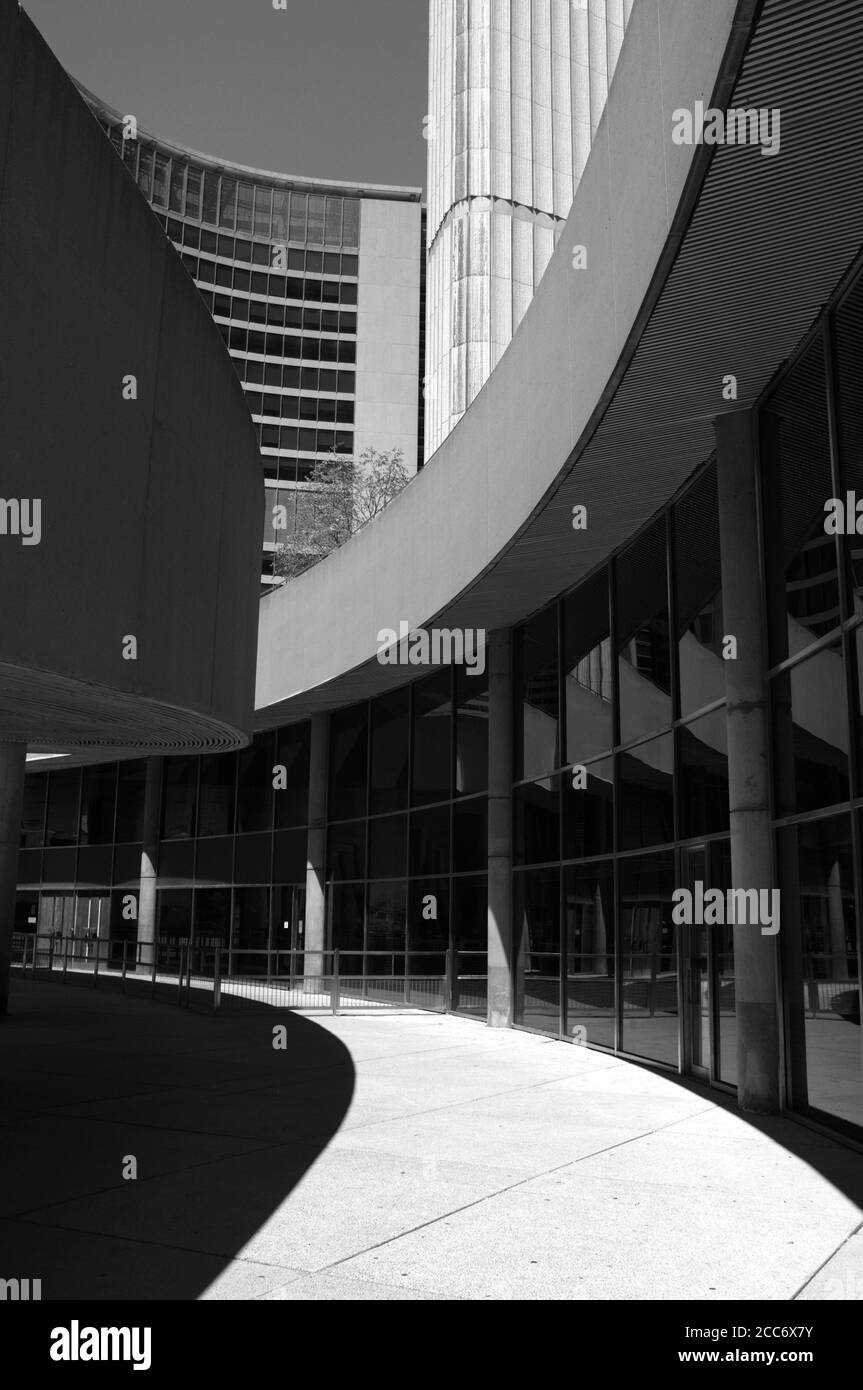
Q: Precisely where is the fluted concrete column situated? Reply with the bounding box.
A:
[304,713,328,991]
[137,757,162,969]
[487,629,513,1027]
[715,410,782,1113]
[0,742,27,1016]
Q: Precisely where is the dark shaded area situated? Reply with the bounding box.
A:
[0,980,354,1300]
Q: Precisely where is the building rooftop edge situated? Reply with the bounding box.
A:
[75,81,423,203]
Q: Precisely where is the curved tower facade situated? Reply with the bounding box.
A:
[82,92,423,587]
[424,0,633,458]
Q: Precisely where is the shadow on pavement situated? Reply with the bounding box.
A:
[0,979,355,1300]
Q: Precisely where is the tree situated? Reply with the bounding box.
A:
[272,447,409,581]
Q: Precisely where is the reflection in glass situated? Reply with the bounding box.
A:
[219,177,237,229]
[232,886,270,973]
[46,769,81,847]
[674,464,725,717]
[326,819,365,881]
[235,182,253,234]
[328,883,364,971]
[161,757,197,840]
[456,665,488,795]
[408,877,449,966]
[449,876,487,1016]
[790,815,861,1129]
[711,840,735,1086]
[195,888,229,940]
[763,337,839,664]
[80,765,117,845]
[514,775,560,866]
[274,724,310,828]
[619,852,677,1066]
[198,752,236,838]
[563,570,612,763]
[368,814,407,879]
[234,832,271,885]
[195,836,234,884]
[678,709,729,838]
[412,671,451,805]
[367,882,407,968]
[157,889,192,941]
[514,867,560,1034]
[238,732,275,833]
[619,733,673,851]
[20,774,47,848]
[409,804,450,877]
[773,644,850,817]
[562,756,613,860]
[273,828,306,881]
[453,798,487,872]
[370,689,409,813]
[565,861,614,1047]
[329,705,368,821]
[516,607,559,781]
[616,517,671,743]
[832,277,863,611]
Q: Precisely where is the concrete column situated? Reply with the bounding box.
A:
[0,742,27,1017]
[487,629,514,1027]
[304,713,328,991]
[137,757,162,970]
[715,410,782,1113]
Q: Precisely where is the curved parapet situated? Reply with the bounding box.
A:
[257,0,863,727]
[0,2,263,753]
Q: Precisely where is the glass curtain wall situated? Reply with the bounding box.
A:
[765,268,863,1135]
[513,463,733,1081]
[17,730,311,975]
[326,668,489,1015]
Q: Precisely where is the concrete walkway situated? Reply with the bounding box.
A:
[1,979,862,1301]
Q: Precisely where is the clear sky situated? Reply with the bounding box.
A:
[23,0,429,190]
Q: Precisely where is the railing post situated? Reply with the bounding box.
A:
[93,938,100,988]
[121,940,128,994]
[403,951,409,1006]
[30,935,38,980]
[48,933,54,974]
[445,947,453,1014]
[63,935,69,983]
[151,942,158,999]
[213,948,221,1012]
[177,943,186,1007]
[331,949,340,1015]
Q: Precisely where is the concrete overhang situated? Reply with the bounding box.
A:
[256,0,863,728]
[1,3,263,756]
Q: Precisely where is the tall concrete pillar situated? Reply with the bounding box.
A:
[487,629,514,1027]
[137,757,162,970]
[0,742,27,1017]
[304,713,328,991]
[715,410,782,1112]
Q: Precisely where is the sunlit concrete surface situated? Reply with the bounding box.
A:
[1,981,861,1301]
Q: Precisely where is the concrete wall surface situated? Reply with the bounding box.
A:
[0,1,263,753]
[354,198,422,471]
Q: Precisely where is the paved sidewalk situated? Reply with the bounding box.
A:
[1,980,861,1300]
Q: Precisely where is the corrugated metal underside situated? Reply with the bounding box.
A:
[4,665,249,755]
[261,0,863,726]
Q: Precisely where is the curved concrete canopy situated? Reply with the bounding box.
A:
[0,3,263,753]
[257,0,863,726]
